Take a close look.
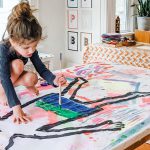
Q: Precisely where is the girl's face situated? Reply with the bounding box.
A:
[9,39,39,58]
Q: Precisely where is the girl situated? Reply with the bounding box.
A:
[0,1,66,124]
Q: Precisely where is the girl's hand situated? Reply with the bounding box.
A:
[53,74,67,86]
[12,105,31,124]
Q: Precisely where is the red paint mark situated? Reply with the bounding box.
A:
[84,132,91,135]
[75,95,91,102]
[77,118,84,122]
[71,14,75,22]
[142,97,150,103]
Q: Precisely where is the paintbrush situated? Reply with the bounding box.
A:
[59,53,62,109]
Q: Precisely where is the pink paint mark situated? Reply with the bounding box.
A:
[103,105,128,111]
[37,85,53,91]
[47,111,58,124]
[92,118,104,124]
[109,105,128,109]
[108,92,121,98]
[0,107,11,117]
[28,107,58,124]
[62,72,76,78]
[18,90,33,98]
[140,103,150,107]
[123,69,145,75]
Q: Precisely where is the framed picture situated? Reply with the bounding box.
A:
[80,32,92,51]
[80,10,92,31]
[68,31,78,51]
[68,10,78,29]
[81,0,92,8]
[67,0,78,8]
[0,0,3,8]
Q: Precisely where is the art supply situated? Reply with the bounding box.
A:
[59,53,63,109]
[40,81,49,86]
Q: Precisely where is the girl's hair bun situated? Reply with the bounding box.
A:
[5,0,42,42]
[11,0,33,20]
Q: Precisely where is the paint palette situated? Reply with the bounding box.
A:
[36,93,96,118]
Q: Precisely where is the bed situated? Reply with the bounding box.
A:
[0,57,150,150]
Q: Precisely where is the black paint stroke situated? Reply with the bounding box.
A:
[38,120,124,133]
[74,92,150,105]
[5,120,124,150]
[36,92,150,132]
[69,77,88,100]
[61,77,79,96]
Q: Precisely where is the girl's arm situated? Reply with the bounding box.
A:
[0,45,21,108]
[30,51,56,86]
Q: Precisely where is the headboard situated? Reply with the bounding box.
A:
[83,43,150,69]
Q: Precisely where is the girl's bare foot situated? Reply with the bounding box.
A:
[27,86,39,96]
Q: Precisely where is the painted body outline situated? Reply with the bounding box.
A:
[0,77,150,150]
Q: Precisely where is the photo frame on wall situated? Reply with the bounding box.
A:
[81,0,92,8]
[80,32,92,51]
[67,0,78,8]
[68,10,78,29]
[0,0,3,8]
[80,10,92,31]
[68,31,78,51]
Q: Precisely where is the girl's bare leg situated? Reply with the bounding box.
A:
[0,59,39,106]
[14,71,39,95]
[0,59,24,105]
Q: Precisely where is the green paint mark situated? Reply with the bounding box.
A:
[36,101,80,118]
[104,116,150,149]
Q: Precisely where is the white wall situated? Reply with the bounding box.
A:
[37,0,115,69]
[37,0,65,70]
[64,0,101,68]
[0,0,19,40]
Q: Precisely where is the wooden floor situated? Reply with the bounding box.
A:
[135,143,150,150]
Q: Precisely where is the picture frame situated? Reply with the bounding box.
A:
[81,0,92,8]
[0,0,3,8]
[80,10,92,31]
[68,10,78,29]
[68,31,78,51]
[80,32,92,51]
[67,0,78,8]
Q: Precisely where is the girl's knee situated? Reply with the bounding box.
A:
[11,59,24,75]
[25,72,38,86]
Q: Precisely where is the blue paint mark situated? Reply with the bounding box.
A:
[135,82,140,92]
[42,93,96,114]
[66,77,74,82]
